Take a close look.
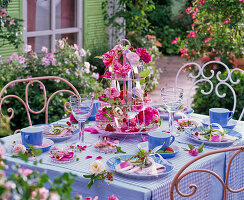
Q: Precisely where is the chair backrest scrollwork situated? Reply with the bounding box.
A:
[0,76,79,134]
[174,61,244,121]
[170,146,244,200]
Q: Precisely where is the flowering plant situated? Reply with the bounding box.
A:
[0,0,22,48]
[0,38,101,130]
[183,142,204,156]
[173,0,244,69]
[83,160,114,189]
[0,144,119,199]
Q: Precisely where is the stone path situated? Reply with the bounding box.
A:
[149,56,200,106]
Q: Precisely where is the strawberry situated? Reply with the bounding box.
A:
[66,121,71,126]
[165,147,174,152]
[195,132,199,136]
[105,124,115,132]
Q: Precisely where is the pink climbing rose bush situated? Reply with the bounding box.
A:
[173,0,244,69]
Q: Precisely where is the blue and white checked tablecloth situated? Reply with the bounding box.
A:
[2,114,244,200]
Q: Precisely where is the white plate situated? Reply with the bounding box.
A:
[185,127,242,146]
[36,124,78,142]
[106,154,174,179]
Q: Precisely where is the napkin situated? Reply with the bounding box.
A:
[84,126,99,134]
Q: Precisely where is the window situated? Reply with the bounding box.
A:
[23,0,82,53]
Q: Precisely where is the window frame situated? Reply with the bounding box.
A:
[22,0,83,51]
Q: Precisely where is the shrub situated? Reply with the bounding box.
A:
[192,70,244,120]
[0,39,102,131]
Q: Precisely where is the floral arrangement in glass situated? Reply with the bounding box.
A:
[95,39,160,134]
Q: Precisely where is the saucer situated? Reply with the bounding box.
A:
[202,118,237,129]
[26,138,54,153]
[137,142,179,158]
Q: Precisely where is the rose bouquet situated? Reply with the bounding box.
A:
[95,39,161,134]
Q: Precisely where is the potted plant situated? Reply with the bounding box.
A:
[173,0,244,69]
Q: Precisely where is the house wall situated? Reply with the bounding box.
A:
[0,0,108,61]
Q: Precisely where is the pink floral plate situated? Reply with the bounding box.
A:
[49,150,76,163]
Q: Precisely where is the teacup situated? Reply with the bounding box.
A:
[21,126,43,147]
[148,131,175,151]
[209,108,234,126]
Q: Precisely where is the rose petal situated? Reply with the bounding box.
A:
[96,156,103,160]
[86,156,93,159]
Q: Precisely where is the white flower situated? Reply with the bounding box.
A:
[41,46,48,53]
[89,160,105,175]
[73,44,79,51]
[84,62,90,73]
[24,45,32,53]
[49,192,60,200]
[13,144,26,156]
[79,48,86,57]
[92,72,99,80]
[57,40,65,49]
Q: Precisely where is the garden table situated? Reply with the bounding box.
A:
[1,113,244,200]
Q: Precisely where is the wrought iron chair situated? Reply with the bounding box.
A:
[0,76,79,134]
[170,146,244,200]
[174,61,244,121]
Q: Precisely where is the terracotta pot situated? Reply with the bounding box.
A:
[237,58,244,70]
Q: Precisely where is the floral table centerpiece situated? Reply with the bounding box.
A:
[95,39,160,134]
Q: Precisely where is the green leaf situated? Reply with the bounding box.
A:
[188,144,195,150]
[88,178,94,189]
[114,146,126,154]
[139,69,150,78]
[83,174,94,178]
[198,141,204,153]
[94,56,102,59]
[139,79,145,85]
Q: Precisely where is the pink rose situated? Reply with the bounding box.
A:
[222,19,230,24]
[137,107,159,126]
[70,113,78,123]
[19,167,33,176]
[0,145,5,158]
[13,144,26,156]
[102,50,117,68]
[113,62,131,77]
[171,37,178,44]
[141,136,148,142]
[105,88,120,99]
[101,72,111,78]
[180,48,187,54]
[108,195,119,200]
[136,48,151,63]
[210,135,220,142]
[32,187,49,200]
[189,148,199,156]
[188,31,197,38]
[185,7,192,14]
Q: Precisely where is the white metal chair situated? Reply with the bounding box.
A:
[0,76,79,134]
[174,61,244,121]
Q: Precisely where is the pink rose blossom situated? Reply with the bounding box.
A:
[191,12,197,19]
[103,50,117,68]
[210,7,214,10]
[204,37,212,46]
[222,19,230,24]
[95,108,115,122]
[101,71,111,78]
[189,148,199,156]
[137,107,159,126]
[73,44,79,51]
[188,31,197,38]
[24,45,32,53]
[13,144,26,156]
[86,156,93,159]
[141,136,148,142]
[214,57,221,62]
[198,0,205,4]
[32,187,49,200]
[113,62,131,77]
[113,44,123,51]
[108,195,119,200]
[171,37,178,44]
[136,48,151,63]
[186,7,192,14]
[96,156,103,160]
[228,14,233,18]
[105,88,120,99]
[19,167,33,176]
[180,48,187,54]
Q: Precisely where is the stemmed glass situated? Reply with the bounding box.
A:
[69,94,94,146]
[161,87,183,136]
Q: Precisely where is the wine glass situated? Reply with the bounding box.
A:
[69,94,94,146]
[161,87,183,136]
